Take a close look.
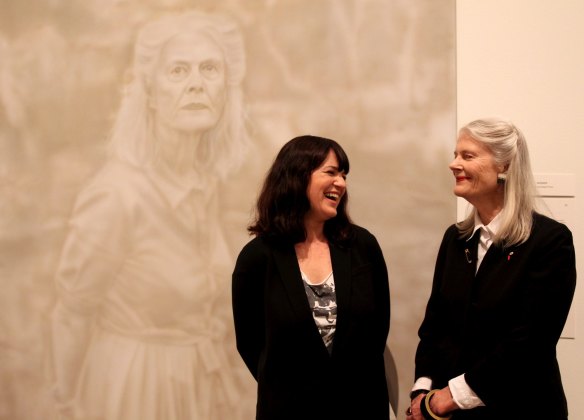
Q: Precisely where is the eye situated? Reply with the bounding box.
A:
[200,60,222,79]
[167,64,190,82]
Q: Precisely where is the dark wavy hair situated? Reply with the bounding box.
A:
[248,135,354,246]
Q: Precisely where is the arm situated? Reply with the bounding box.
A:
[414,227,456,383]
[368,232,391,352]
[231,239,267,380]
[50,182,129,408]
[410,227,461,418]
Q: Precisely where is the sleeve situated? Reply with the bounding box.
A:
[49,182,130,407]
[368,232,391,352]
[414,227,455,383]
[464,222,576,403]
[231,239,267,380]
[448,374,485,408]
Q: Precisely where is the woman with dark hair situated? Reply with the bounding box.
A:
[232,135,391,420]
[406,118,576,420]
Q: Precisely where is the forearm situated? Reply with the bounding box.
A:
[49,302,93,404]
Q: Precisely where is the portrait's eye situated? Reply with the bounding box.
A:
[167,64,190,82]
[200,60,222,79]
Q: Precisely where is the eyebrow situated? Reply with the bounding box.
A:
[454,148,476,155]
[165,55,223,64]
[322,165,345,172]
[167,59,190,66]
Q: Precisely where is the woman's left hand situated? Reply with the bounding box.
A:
[428,386,458,416]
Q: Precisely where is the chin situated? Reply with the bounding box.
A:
[173,116,218,133]
[453,188,466,198]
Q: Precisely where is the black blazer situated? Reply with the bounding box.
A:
[232,225,390,420]
[415,213,576,419]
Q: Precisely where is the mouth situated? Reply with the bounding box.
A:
[324,192,341,201]
[455,176,469,182]
[181,103,208,110]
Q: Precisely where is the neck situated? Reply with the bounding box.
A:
[154,124,204,175]
[470,188,504,225]
[476,203,503,225]
[295,220,328,261]
[302,218,327,244]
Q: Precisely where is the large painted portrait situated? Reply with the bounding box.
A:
[0,1,455,419]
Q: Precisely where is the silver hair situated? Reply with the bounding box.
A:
[456,117,538,247]
[108,11,248,179]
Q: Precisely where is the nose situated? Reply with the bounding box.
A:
[449,156,462,172]
[333,174,346,188]
[186,72,204,93]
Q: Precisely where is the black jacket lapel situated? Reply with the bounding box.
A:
[272,244,314,323]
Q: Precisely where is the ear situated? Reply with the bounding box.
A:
[496,164,509,184]
[497,163,509,174]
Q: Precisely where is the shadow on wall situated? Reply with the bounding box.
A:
[385,345,399,417]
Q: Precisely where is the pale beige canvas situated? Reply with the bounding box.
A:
[0,1,456,419]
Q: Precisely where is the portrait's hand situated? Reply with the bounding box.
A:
[406,392,426,420]
[54,399,75,420]
[428,387,458,417]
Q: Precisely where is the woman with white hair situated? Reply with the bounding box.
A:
[406,118,576,420]
[50,11,249,420]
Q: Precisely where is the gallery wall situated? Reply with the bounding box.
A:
[456,1,584,418]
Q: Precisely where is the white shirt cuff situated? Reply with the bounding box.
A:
[412,377,433,393]
[448,374,485,409]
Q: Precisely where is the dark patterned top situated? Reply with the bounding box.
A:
[301,271,337,354]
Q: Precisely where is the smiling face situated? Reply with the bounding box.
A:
[149,31,227,133]
[449,132,505,209]
[305,150,347,224]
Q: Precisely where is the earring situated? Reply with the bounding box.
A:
[497,173,507,184]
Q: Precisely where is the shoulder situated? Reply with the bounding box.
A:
[350,224,379,245]
[90,160,144,186]
[235,236,273,268]
[430,223,465,258]
[78,160,145,200]
[526,213,574,249]
[74,160,150,212]
[347,224,386,256]
[441,223,461,243]
[532,212,573,238]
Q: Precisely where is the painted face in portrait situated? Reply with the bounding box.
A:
[449,133,504,206]
[305,150,347,224]
[149,31,227,133]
